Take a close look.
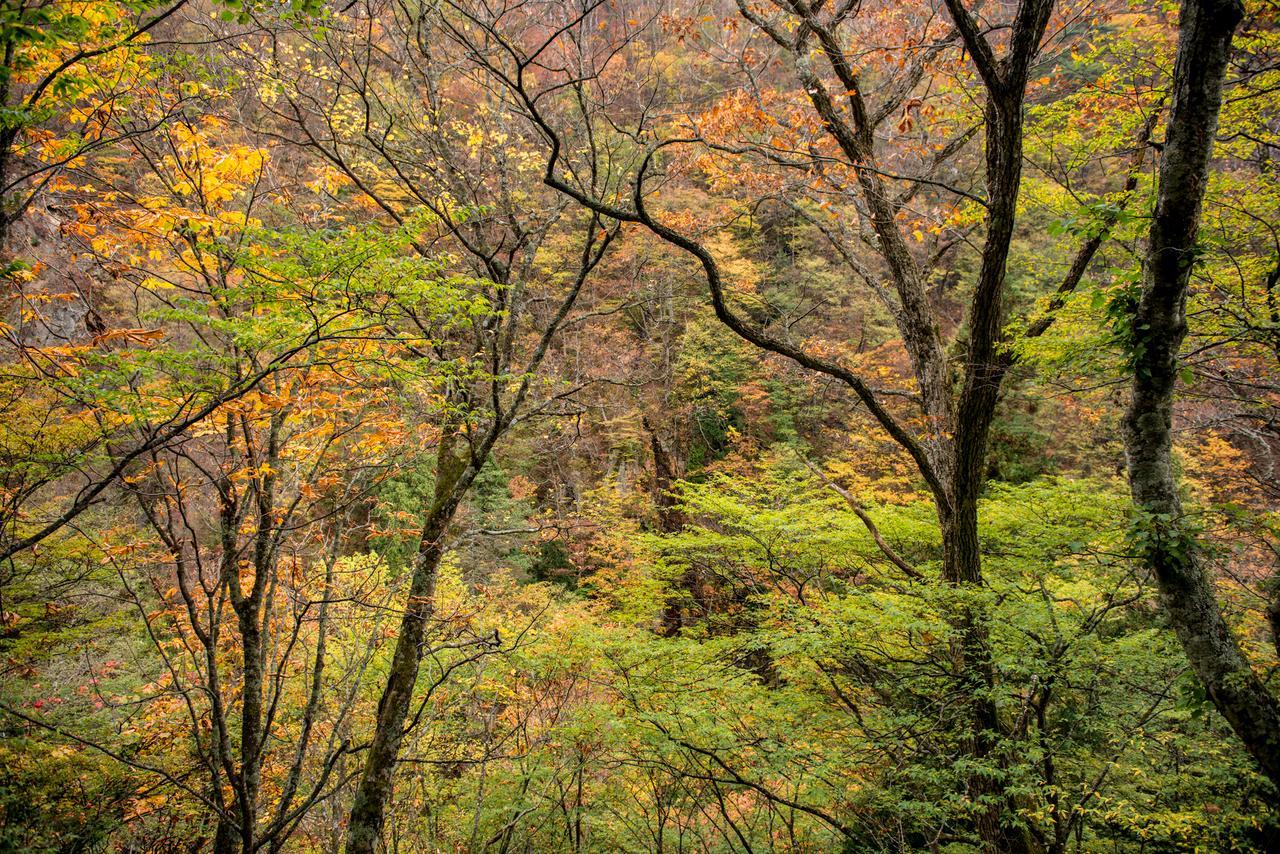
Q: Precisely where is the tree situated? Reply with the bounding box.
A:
[233,5,625,845]
[10,107,500,850]
[1122,0,1280,787]
[447,0,1157,847]
[0,0,190,256]
[2,0,1279,848]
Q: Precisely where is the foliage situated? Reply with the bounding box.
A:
[1,0,1278,851]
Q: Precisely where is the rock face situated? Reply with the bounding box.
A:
[21,293,89,346]
[6,202,101,347]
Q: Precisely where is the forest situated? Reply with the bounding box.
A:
[1,0,1279,850]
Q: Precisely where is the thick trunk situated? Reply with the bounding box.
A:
[647,417,693,636]
[936,18,1047,848]
[212,819,237,854]
[942,503,1041,854]
[951,94,1021,516]
[1124,0,1280,786]
[644,417,684,534]
[1269,595,1280,662]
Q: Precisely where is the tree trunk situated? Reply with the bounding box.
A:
[645,417,684,534]
[345,437,477,853]
[212,817,238,854]
[937,16,1049,848]
[942,504,1040,854]
[1124,0,1280,787]
[344,532,450,853]
[235,614,263,853]
[647,416,695,637]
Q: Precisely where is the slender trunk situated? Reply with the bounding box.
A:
[0,128,12,258]
[345,437,477,853]
[236,615,263,852]
[210,464,243,854]
[344,532,450,853]
[1123,0,1280,786]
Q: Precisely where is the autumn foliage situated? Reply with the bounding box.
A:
[1,0,1279,851]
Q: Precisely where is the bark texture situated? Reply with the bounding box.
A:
[344,438,476,854]
[1123,0,1280,787]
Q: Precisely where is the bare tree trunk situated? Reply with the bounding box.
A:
[1123,0,1280,786]
[644,417,684,535]
[212,819,238,854]
[344,534,451,853]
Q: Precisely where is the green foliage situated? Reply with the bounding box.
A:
[673,314,756,470]
[629,467,1277,849]
[0,738,136,852]
[529,537,575,586]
